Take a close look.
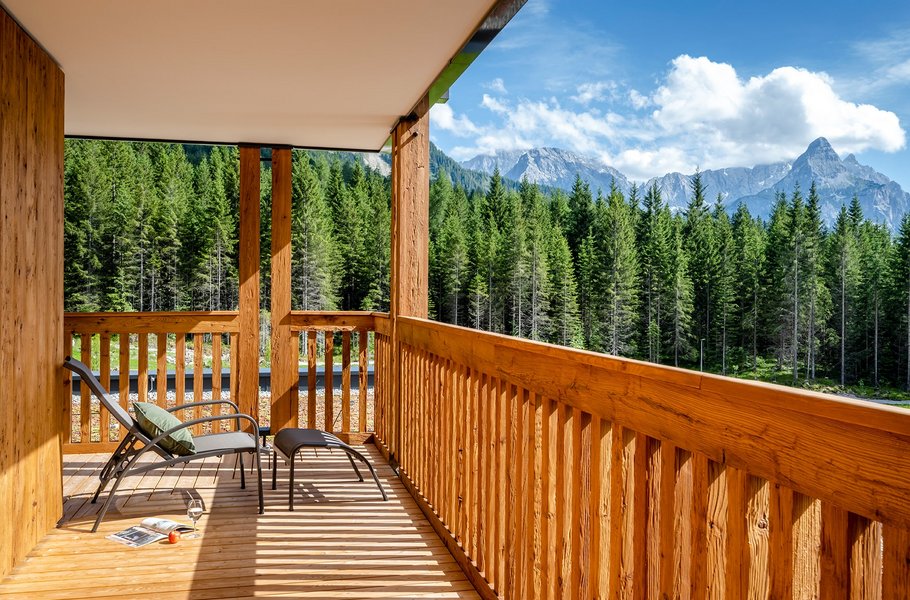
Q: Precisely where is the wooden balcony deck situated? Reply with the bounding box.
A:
[0,444,478,599]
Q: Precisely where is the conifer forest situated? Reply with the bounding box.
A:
[64,140,910,390]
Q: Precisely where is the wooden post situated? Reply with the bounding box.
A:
[270,147,294,431]
[238,145,261,431]
[390,95,430,461]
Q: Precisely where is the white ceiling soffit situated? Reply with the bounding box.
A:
[4,0,500,150]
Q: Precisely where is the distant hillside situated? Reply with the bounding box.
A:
[461,138,910,229]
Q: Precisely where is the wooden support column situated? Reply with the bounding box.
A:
[238,145,261,430]
[390,95,430,461]
[270,147,295,431]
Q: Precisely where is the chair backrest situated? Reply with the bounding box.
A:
[64,356,136,431]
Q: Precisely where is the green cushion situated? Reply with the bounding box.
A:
[132,402,196,456]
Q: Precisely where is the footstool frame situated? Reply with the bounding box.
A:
[271,428,388,510]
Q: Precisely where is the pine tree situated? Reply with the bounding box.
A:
[547,229,581,347]
[802,182,829,380]
[589,184,639,355]
[521,181,552,340]
[665,215,694,366]
[891,215,910,389]
[713,196,736,374]
[859,222,891,387]
[567,175,594,262]
[684,169,716,368]
[827,205,861,385]
[291,150,339,311]
[637,182,671,363]
[731,203,765,372]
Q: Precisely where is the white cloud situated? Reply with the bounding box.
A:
[629,89,649,110]
[439,55,905,180]
[486,78,508,94]
[430,103,479,137]
[571,82,615,105]
[649,55,905,167]
[481,94,509,114]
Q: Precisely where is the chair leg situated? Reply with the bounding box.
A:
[289,455,295,511]
[271,450,277,490]
[255,450,264,514]
[239,453,246,489]
[91,471,113,504]
[345,447,388,501]
[92,468,129,533]
[344,453,364,482]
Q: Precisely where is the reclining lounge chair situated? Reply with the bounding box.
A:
[63,356,265,532]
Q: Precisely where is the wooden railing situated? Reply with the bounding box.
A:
[63,312,241,453]
[63,311,389,453]
[287,311,385,439]
[374,316,910,600]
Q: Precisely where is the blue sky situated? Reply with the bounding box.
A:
[430,0,910,188]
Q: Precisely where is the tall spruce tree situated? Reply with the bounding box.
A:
[684,169,716,368]
[637,182,671,363]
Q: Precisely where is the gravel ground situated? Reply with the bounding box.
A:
[69,388,375,444]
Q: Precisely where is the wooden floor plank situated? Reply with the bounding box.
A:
[3,444,479,599]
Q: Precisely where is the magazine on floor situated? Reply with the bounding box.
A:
[106,517,193,547]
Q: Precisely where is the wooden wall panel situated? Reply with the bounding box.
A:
[0,5,65,579]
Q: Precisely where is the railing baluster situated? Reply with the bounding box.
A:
[324,331,334,432]
[175,334,185,419]
[341,331,350,433]
[307,331,317,429]
[290,331,298,428]
[212,333,222,430]
[358,330,368,432]
[193,333,203,435]
[849,514,882,599]
[156,333,167,407]
[592,414,609,600]
[229,332,239,430]
[882,524,910,598]
[137,332,148,404]
[118,333,129,440]
[746,475,771,597]
[769,483,795,599]
[707,461,729,595]
[79,334,91,443]
[820,502,850,599]
[99,334,111,441]
[793,493,821,600]
[63,333,73,444]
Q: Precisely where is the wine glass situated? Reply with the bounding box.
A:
[186,499,204,539]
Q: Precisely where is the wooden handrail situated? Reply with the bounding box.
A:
[64,311,240,334]
[288,311,387,332]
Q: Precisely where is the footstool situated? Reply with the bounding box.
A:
[270,428,388,510]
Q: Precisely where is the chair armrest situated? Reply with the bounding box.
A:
[166,399,241,414]
[147,413,261,450]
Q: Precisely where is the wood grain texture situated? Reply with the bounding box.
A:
[0,5,64,578]
[270,146,293,432]
[4,447,481,599]
[389,95,429,467]
[238,145,260,428]
[65,311,240,334]
[397,316,910,528]
[883,525,910,600]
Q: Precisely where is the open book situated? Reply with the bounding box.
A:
[107,517,193,547]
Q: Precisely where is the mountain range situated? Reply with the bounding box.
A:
[459,138,910,230]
